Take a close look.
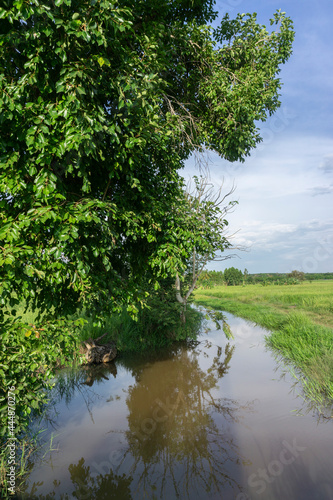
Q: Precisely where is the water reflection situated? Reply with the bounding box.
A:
[26,459,133,500]
[39,362,119,429]
[122,344,251,498]
[22,342,253,499]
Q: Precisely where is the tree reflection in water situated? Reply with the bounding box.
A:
[24,457,133,499]
[120,342,253,499]
[41,362,118,429]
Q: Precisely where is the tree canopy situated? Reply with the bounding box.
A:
[224,267,243,286]
[0,0,294,320]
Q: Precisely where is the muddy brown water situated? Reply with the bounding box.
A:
[21,310,333,500]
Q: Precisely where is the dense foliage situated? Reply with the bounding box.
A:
[287,270,305,281]
[0,1,294,320]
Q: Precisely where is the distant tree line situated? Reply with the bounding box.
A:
[198,269,333,287]
[246,271,333,284]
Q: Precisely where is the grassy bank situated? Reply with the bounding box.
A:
[194,281,333,409]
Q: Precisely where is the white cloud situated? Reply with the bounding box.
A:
[319,154,333,174]
[308,185,333,196]
[225,219,333,273]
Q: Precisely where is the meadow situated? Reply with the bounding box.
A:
[194,280,333,410]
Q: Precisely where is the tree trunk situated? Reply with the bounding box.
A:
[175,273,187,323]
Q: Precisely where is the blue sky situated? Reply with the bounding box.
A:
[183,0,333,274]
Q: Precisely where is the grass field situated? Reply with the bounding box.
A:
[194,280,333,411]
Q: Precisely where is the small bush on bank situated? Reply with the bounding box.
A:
[75,293,203,353]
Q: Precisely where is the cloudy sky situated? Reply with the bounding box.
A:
[183,0,333,274]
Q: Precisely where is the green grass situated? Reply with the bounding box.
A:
[6,300,202,354]
[196,280,333,327]
[72,304,203,353]
[194,281,333,411]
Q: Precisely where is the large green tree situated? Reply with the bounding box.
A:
[0,1,294,320]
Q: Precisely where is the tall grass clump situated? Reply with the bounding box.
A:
[266,312,333,401]
[74,278,204,353]
[75,301,203,353]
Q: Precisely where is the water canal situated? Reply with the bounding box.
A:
[21,310,333,499]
